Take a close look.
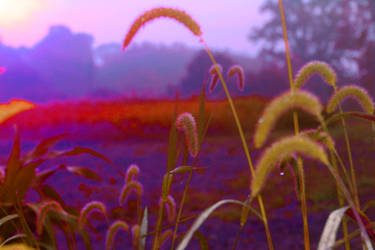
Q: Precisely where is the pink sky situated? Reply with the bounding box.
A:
[0,0,266,55]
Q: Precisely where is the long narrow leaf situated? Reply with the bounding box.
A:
[194,231,209,250]
[318,206,373,250]
[0,233,27,247]
[139,207,148,250]
[65,165,101,181]
[5,129,21,186]
[22,134,68,163]
[0,214,18,227]
[176,199,243,250]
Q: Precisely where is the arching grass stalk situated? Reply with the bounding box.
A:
[201,41,274,250]
[121,8,273,249]
[278,0,310,249]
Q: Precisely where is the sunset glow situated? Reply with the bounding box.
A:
[0,0,44,27]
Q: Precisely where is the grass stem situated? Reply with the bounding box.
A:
[278,0,310,249]
[201,40,274,250]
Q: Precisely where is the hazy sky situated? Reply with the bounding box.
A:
[0,0,267,55]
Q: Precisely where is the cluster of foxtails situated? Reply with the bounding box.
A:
[2,4,375,250]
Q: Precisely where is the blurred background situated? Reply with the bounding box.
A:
[0,0,373,103]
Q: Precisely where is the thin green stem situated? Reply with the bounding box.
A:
[152,201,165,250]
[201,40,274,250]
[296,158,310,250]
[329,149,350,250]
[232,223,244,250]
[338,105,360,209]
[278,0,310,249]
[170,169,193,250]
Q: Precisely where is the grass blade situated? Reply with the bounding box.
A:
[0,214,18,227]
[194,231,209,250]
[0,234,27,247]
[176,199,243,250]
[139,207,148,250]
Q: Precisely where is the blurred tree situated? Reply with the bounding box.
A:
[250,0,375,93]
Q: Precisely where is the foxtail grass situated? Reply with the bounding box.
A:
[208,64,222,92]
[122,7,274,249]
[125,164,140,184]
[36,201,65,236]
[293,61,337,90]
[105,220,129,250]
[278,1,311,248]
[122,7,201,51]
[254,90,323,148]
[250,135,329,198]
[327,85,374,115]
[176,112,199,158]
[227,65,245,91]
[78,201,107,230]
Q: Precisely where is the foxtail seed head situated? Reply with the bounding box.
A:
[176,112,199,157]
[208,64,223,92]
[123,7,202,51]
[131,224,140,248]
[254,90,323,148]
[251,135,329,199]
[37,201,65,235]
[125,164,140,184]
[78,201,107,230]
[293,61,337,90]
[159,195,176,223]
[300,129,335,150]
[105,220,129,250]
[227,65,245,91]
[119,180,143,206]
[327,85,374,114]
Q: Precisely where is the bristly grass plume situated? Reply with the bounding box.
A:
[159,195,176,223]
[251,135,329,199]
[327,85,374,114]
[176,112,199,157]
[119,180,143,206]
[208,64,223,92]
[36,201,65,236]
[293,61,337,90]
[106,220,129,250]
[122,7,202,51]
[227,65,245,91]
[78,201,107,230]
[125,164,140,184]
[254,90,323,148]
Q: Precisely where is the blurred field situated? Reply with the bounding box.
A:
[0,96,373,249]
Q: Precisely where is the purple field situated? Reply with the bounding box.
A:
[0,116,372,249]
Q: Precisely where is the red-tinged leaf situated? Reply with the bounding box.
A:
[46,147,124,178]
[54,147,113,164]
[347,112,375,122]
[65,166,101,181]
[33,166,61,187]
[168,166,207,175]
[22,134,68,163]
[15,159,44,199]
[346,208,375,243]
[5,129,21,186]
[39,184,66,208]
